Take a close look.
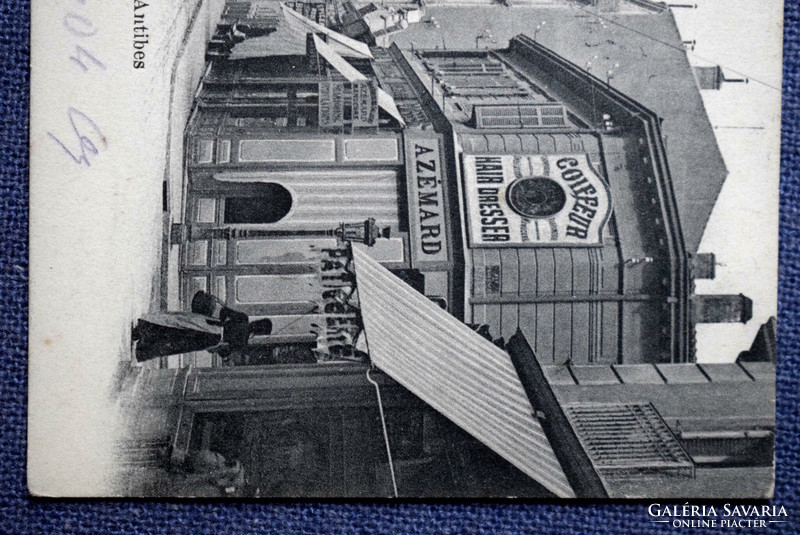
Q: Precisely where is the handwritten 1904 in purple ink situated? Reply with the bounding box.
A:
[47,7,107,167]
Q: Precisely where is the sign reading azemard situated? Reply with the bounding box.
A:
[462,154,611,246]
[407,136,448,263]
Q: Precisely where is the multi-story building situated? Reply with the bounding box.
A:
[173,2,751,368]
[114,1,771,498]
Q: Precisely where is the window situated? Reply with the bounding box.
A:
[472,103,568,129]
[423,54,531,98]
[224,183,292,224]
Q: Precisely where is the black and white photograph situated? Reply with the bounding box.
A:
[28,0,782,500]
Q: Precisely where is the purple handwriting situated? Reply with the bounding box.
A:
[47,108,107,167]
[47,7,107,167]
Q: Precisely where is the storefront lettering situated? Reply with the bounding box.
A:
[474,156,504,184]
[477,187,510,242]
[557,157,601,239]
[318,82,345,127]
[462,153,610,246]
[352,81,378,127]
[413,142,445,256]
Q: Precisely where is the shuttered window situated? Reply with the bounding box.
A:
[473,103,569,129]
[564,402,696,479]
[423,56,530,98]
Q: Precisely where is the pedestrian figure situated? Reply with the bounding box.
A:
[132,291,272,362]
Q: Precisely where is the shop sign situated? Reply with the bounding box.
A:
[462,153,611,247]
[486,265,501,293]
[318,82,345,127]
[351,81,378,127]
[319,81,378,127]
[407,137,448,263]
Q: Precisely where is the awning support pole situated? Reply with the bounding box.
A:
[367,367,399,498]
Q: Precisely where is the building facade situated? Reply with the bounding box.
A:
[115,0,771,498]
[175,20,745,366]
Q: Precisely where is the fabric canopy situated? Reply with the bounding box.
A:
[351,245,575,498]
[312,35,405,127]
[282,2,373,59]
[231,3,374,60]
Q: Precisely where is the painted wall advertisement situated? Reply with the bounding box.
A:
[461,153,611,247]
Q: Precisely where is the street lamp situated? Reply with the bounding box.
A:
[173,219,391,247]
[606,62,619,87]
[428,17,445,49]
[533,21,546,42]
[476,28,493,49]
[586,60,597,125]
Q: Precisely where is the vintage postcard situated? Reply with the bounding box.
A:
[29,0,782,498]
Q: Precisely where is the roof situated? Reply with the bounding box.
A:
[390,6,726,254]
[547,362,775,498]
[543,362,775,426]
[352,245,575,497]
[507,331,775,498]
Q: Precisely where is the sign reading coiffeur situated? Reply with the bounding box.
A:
[462,153,611,246]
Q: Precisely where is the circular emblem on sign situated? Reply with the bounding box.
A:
[506,177,567,218]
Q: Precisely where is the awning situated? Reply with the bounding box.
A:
[281,2,373,59]
[231,3,374,60]
[229,19,308,59]
[351,246,575,498]
[312,35,405,127]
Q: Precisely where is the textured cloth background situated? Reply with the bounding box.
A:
[1,0,797,533]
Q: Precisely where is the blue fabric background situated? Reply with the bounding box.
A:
[1,1,797,532]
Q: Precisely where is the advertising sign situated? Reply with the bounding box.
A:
[318,81,345,127]
[351,80,379,127]
[461,153,611,247]
[406,136,448,264]
[319,81,379,128]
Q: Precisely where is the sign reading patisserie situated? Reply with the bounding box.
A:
[462,153,611,246]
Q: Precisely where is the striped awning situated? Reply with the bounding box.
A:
[351,246,575,497]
